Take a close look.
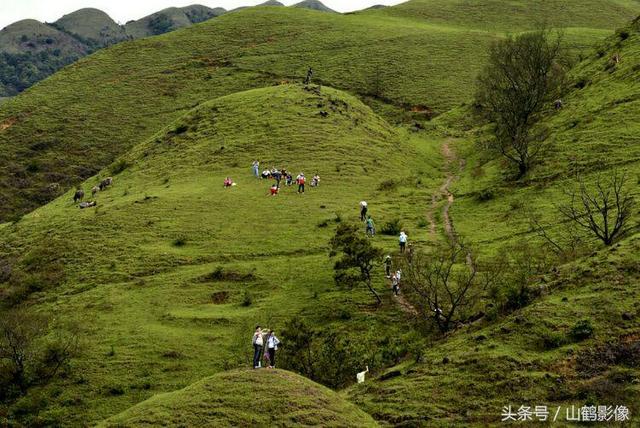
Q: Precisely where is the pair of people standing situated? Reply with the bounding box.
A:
[252,326,281,369]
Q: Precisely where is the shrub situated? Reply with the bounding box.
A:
[475,187,495,202]
[570,319,594,341]
[241,291,253,307]
[110,159,130,175]
[172,236,187,247]
[200,267,256,282]
[540,329,567,350]
[380,218,402,236]
[377,179,397,191]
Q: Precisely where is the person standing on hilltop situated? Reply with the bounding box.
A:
[252,326,264,369]
[399,230,408,253]
[252,160,260,178]
[265,330,281,369]
[360,201,368,221]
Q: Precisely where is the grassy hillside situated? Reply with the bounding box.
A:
[99,369,378,427]
[53,8,129,45]
[346,17,640,426]
[3,2,638,223]
[124,6,226,39]
[377,0,640,31]
[0,84,436,425]
[292,0,337,13]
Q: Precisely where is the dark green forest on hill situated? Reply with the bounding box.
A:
[0,1,639,426]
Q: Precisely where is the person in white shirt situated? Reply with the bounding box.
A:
[360,201,368,221]
[252,326,264,368]
[399,231,408,253]
[265,330,281,369]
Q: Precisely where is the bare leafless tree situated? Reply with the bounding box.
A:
[401,241,493,333]
[559,171,635,246]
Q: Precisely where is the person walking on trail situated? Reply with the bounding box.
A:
[384,255,392,278]
[252,326,264,369]
[265,330,281,369]
[396,269,402,288]
[359,201,368,221]
[366,216,376,237]
[399,230,408,253]
[391,274,399,296]
[296,173,306,194]
[252,160,260,178]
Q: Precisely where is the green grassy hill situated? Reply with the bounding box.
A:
[346,16,640,426]
[53,8,129,45]
[292,0,338,13]
[99,369,378,427]
[377,0,640,31]
[0,84,431,425]
[2,1,639,223]
[124,6,226,38]
[0,4,639,427]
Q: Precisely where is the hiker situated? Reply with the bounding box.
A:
[407,243,414,263]
[223,177,234,188]
[296,173,306,193]
[261,170,271,179]
[311,174,320,187]
[269,184,279,196]
[359,201,368,221]
[252,326,264,368]
[365,216,375,237]
[391,274,399,296]
[252,160,260,178]
[384,255,392,278]
[285,172,293,186]
[73,189,85,203]
[304,67,313,85]
[272,169,282,188]
[396,269,402,286]
[91,186,99,197]
[265,330,281,368]
[399,231,408,253]
[79,201,96,209]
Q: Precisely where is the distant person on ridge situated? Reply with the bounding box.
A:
[360,201,368,221]
[265,330,281,369]
[399,230,408,253]
[252,326,264,369]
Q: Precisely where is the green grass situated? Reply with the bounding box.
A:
[2,2,638,221]
[99,369,378,427]
[0,84,438,425]
[0,5,639,428]
[345,17,640,426]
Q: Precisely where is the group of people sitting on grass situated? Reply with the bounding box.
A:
[251,161,320,196]
[252,326,281,369]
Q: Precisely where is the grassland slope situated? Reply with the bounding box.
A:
[0,85,427,425]
[3,2,637,222]
[346,16,640,426]
[99,369,378,427]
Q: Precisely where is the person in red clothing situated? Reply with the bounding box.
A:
[223,177,234,187]
[296,172,306,194]
[269,184,279,196]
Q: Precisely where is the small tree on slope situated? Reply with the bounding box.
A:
[330,223,383,305]
[476,29,566,179]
